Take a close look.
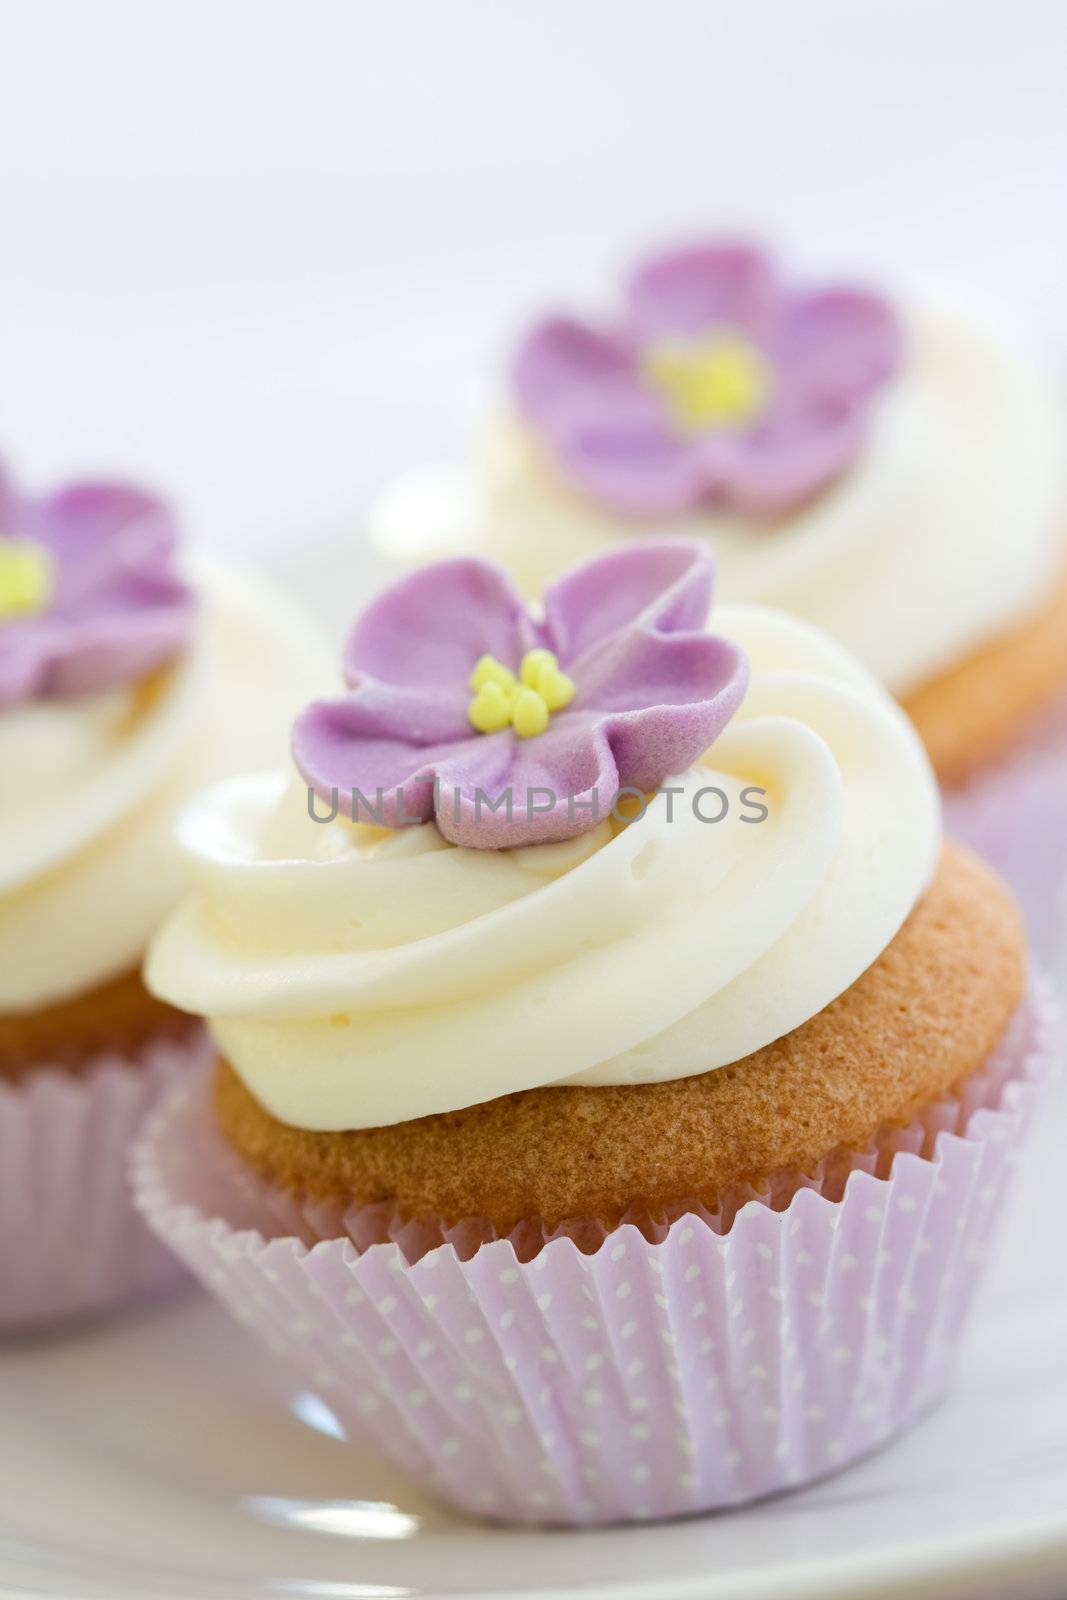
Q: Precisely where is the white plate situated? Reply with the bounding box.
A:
[2,541,1066,1600]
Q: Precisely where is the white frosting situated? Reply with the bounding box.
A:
[146,605,941,1130]
[370,310,1064,696]
[0,561,330,1012]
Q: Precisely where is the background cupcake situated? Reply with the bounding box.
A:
[0,459,328,1326]
[369,239,1067,958]
[135,541,1056,1524]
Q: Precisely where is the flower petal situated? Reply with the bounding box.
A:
[773,288,903,402]
[29,604,197,701]
[439,713,606,847]
[293,696,515,830]
[0,476,196,705]
[543,538,714,663]
[344,558,538,694]
[560,561,749,798]
[552,419,701,519]
[300,675,472,748]
[573,623,746,720]
[31,482,179,600]
[694,403,869,518]
[295,696,618,850]
[443,644,745,849]
[513,316,660,435]
[627,242,779,342]
[0,623,63,710]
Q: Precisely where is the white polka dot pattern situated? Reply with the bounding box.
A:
[132,983,1058,1525]
[0,1029,210,1328]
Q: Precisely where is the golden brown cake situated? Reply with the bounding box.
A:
[0,970,190,1082]
[903,562,1067,785]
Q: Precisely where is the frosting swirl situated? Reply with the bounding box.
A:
[146,604,940,1130]
[0,562,329,1012]
[371,309,1064,696]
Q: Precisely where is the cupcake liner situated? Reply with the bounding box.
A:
[0,1028,212,1331]
[943,689,1067,966]
[132,982,1058,1526]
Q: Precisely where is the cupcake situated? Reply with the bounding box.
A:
[0,460,328,1326]
[369,239,1067,957]
[135,539,1055,1524]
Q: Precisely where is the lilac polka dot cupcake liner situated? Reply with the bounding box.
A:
[131,982,1058,1526]
[944,689,1067,967]
[0,1028,211,1331]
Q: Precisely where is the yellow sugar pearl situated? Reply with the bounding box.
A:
[644,332,771,434]
[469,653,517,694]
[536,661,576,712]
[468,647,578,739]
[510,685,551,739]
[0,538,53,622]
[520,647,557,688]
[468,679,514,734]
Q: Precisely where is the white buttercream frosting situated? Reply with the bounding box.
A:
[370,310,1064,696]
[0,561,330,1012]
[145,604,941,1130]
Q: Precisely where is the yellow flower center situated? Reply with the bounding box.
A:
[0,538,54,623]
[468,648,577,738]
[643,331,771,434]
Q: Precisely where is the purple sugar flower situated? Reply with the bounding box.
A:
[514,241,902,519]
[0,462,197,710]
[293,539,748,849]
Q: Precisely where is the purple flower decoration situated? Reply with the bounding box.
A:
[293,540,748,850]
[0,461,197,710]
[514,241,902,519]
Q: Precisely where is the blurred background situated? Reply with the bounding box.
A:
[2,0,1065,565]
